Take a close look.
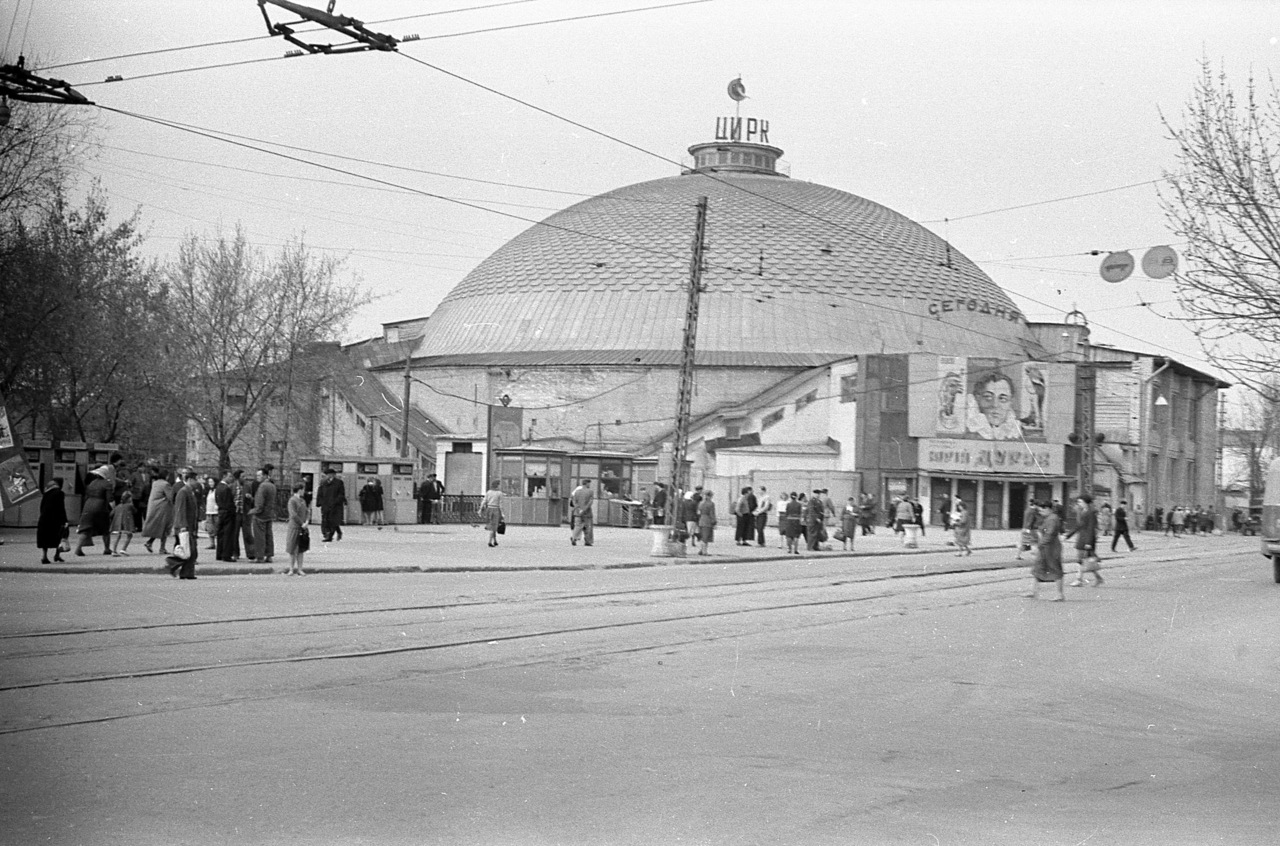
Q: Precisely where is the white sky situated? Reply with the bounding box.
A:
[12,0,1277,383]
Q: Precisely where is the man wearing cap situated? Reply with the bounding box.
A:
[419,472,445,525]
[316,466,347,542]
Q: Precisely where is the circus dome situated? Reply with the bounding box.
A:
[412,138,1043,368]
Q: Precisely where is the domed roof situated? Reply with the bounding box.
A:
[414,157,1042,367]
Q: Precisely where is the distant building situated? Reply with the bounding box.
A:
[185,340,444,477]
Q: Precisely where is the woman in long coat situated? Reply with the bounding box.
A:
[1027,501,1065,601]
[696,490,717,555]
[951,499,972,557]
[141,469,174,554]
[37,479,68,564]
[74,466,114,556]
[783,493,803,555]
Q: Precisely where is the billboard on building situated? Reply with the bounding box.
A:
[913,355,1073,444]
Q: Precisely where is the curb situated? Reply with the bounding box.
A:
[0,541,1018,576]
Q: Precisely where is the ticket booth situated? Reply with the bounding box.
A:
[492,448,569,526]
[299,456,418,526]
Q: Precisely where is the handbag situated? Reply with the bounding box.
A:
[496,520,506,535]
[833,529,846,542]
[296,525,310,552]
[173,529,191,559]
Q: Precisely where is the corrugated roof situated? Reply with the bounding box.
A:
[412,169,1042,362]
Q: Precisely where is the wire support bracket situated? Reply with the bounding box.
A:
[0,57,93,106]
[258,0,399,54]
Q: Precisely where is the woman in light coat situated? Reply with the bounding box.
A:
[481,481,504,548]
[697,490,717,555]
[142,469,174,554]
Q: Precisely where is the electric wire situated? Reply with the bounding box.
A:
[63,0,711,88]
[65,8,1215,380]
[40,0,548,70]
[919,178,1167,224]
[102,104,1217,377]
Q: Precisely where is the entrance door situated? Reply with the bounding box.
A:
[443,452,484,497]
[1009,484,1028,529]
[956,479,978,520]
[931,477,953,527]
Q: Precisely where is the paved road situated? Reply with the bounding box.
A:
[0,533,1273,844]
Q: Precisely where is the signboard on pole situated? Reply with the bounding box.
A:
[0,391,40,507]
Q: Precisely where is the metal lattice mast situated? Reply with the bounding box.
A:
[668,196,709,514]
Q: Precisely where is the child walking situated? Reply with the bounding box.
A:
[110,491,136,556]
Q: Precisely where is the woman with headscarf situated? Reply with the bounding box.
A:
[37,478,68,564]
[141,468,175,554]
[74,465,115,556]
[1026,500,1065,601]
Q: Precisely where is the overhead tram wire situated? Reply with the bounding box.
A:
[97,112,1186,369]
[96,127,683,205]
[60,0,708,84]
[96,105,733,274]
[41,0,551,70]
[62,3,1145,278]
[53,1,1167,285]
[72,14,1201,366]
[919,179,1167,224]
[393,47,1169,291]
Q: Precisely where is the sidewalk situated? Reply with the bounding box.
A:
[0,522,1249,576]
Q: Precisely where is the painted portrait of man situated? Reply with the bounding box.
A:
[965,371,1024,440]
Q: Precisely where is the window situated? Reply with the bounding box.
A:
[379,426,392,443]
[724,420,744,440]
[762,408,784,430]
[796,389,818,412]
[356,415,367,429]
[840,372,858,403]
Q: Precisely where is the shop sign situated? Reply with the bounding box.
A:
[919,438,1063,476]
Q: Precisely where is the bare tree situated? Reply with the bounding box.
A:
[0,89,95,222]
[1223,385,1280,515]
[155,229,372,471]
[1161,62,1280,398]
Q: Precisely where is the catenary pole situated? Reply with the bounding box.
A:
[668,196,709,531]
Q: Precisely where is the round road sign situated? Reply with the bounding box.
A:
[1100,251,1135,283]
[1142,245,1178,279]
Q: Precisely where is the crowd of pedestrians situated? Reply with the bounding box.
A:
[33,457,283,580]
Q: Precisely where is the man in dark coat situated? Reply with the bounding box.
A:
[316,466,347,542]
[251,464,278,564]
[1111,499,1136,552]
[166,469,200,579]
[418,472,444,525]
[214,470,238,561]
[1065,494,1102,587]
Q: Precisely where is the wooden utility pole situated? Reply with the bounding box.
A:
[401,354,411,459]
[668,196,709,527]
